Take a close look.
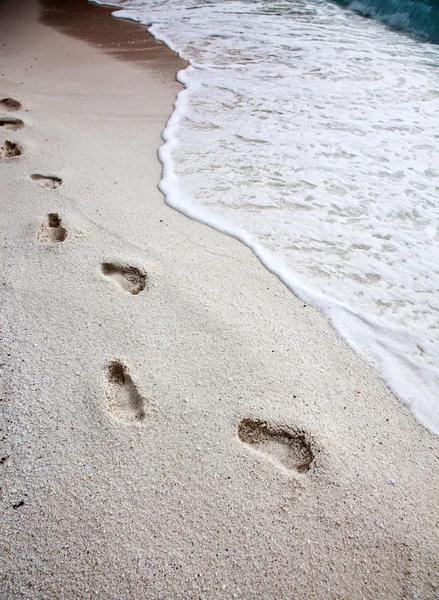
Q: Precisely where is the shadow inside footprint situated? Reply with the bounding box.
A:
[101,262,147,295]
[0,140,22,158]
[0,98,21,111]
[31,174,62,190]
[238,418,314,473]
[105,360,147,423]
[0,118,24,131]
[38,213,67,244]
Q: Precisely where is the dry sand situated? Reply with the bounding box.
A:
[0,0,438,598]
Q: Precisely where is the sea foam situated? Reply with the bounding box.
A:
[91,0,439,434]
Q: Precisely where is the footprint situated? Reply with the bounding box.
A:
[0,140,22,158]
[238,418,314,473]
[0,98,22,111]
[101,262,147,295]
[38,213,67,244]
[31,174,62,190]
[0,118,24,131]
[105,360,148,423]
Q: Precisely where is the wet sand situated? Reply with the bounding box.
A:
[39,0,187,73]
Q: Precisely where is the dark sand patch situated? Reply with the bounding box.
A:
[39,0,187,73]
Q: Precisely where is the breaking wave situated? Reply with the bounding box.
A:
[333,0,439,43]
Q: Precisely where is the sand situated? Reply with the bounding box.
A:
[0,0,438,598]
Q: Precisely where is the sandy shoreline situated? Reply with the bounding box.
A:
[1,0,438,598]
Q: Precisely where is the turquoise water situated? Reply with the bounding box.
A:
[333,0,439,42]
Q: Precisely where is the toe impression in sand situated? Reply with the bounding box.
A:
[238,418,314,473]
[105,360,148,424]
[0,140,22,158]
[31,174,62,190]
[38,213,67,244]
[101,262,147,295]
[0,98,22,111]
[0,118,24,131]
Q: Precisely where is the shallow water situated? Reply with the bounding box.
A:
[91,0,439,433]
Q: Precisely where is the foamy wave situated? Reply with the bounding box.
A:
[91,0,439,434]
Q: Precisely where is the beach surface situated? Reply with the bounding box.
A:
[0,1,438,598]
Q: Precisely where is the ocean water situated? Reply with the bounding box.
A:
[333,0,439,43]
[91,0,439,434]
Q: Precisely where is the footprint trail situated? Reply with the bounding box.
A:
[0,118,24,131]
[238,418,314,473]
[0,98,21,111]
[101,262,147,295]
[105,360,148,423]
[0,140,22,158]
[31,174,62,189]
[38,213,67,243]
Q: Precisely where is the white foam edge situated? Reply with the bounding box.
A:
[87,1,439,435]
